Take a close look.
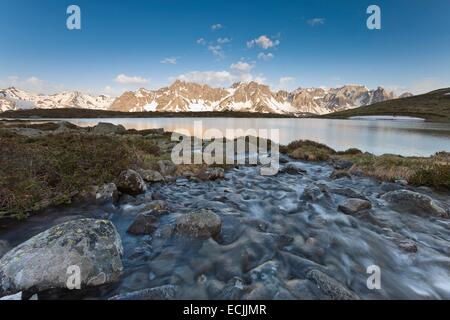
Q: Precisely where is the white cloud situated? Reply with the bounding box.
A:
[217,37,231,44]
[115,74,149,85]
[230,61,254,73]
[196,38,206,45]
[207,45,225,60]
[160,57,178,65]
[278,77,296,90]
[173,66,266,88]
[175,71,233,87]
[0,75,64,94]
[211,23,224,31]
[257,52,274,61]
[247,35,280,50]
[408,78,446,95]
[307,18,326,26]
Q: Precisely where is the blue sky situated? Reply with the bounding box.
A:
[1,0,449,96]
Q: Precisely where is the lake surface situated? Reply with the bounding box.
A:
[34,118,450,156]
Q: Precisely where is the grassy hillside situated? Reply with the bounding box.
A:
[321,88,450,123]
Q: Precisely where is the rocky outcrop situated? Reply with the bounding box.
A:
[175,209,222,240]
[138,169,164,182]
[0,219,123,296]
[116,169,147,196]
[92,122,126,135]
[381,190,448,218]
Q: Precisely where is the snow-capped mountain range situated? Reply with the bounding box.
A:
[0,81,410,115]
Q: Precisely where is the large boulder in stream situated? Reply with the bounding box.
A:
[306,269,360,300]
[338,198,372,215]
[0,219,123,296]
[175,209,222,240]
[116,169,147,196]
[381,190,448,218]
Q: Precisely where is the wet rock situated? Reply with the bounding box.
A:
[381,190,448,218]
[380,182,403,193]
[243,218,269,232]
[281,163,307,175]
[127,211,161,235]
[395,239,418,253]
[96,183,119,204]
[338,198,372,215]
[0,240,9,258]
[109,284,178,300]
[0,219,123,296]
[269,234,294,248]
[138,169,164,183]
[330,170,351,180]
[330,187,368,200]
[302,184,327,202]
[92,122,126,135]
[116,169,146,196]
[217,277,246,300]
[0,291,22,300]
[198,167,225,181]
[286,279,321,300]
[215,216,245,245]
[306,269,360,300]
[157,160,176,176]
[175,209,222,240]
[331,159,353,170]
[142,200,168,213]
[279,154,290,164]
[206,279,226,298]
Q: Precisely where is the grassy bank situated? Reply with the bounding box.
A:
[0,123,169,219]
[321,88,450,123]
[1,121,449,219]
[281,140,450,191]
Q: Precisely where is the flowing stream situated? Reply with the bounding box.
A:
[1,159,449,299]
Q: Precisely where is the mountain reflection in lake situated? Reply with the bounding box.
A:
[47,117,450,157]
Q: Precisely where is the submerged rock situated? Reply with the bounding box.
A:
[0,240,9,259]
[127,211,161,235]
[330,170,351,180]
[281,163,307,175]
[0,219,123,296]
[338,198,372,215]
[175,209,222,240]
[381,190,448,218]
[306,269,360,300]
[92,122,126,135]
[330,187,368,200]
[198,167,225,181]
[109,284,178,300]
[116,169,147,196]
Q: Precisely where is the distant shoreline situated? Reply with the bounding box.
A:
[0,108,303,119]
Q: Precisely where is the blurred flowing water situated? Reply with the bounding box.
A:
[1,160,450,300]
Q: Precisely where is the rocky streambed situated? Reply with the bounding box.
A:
[1,158,450,300]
